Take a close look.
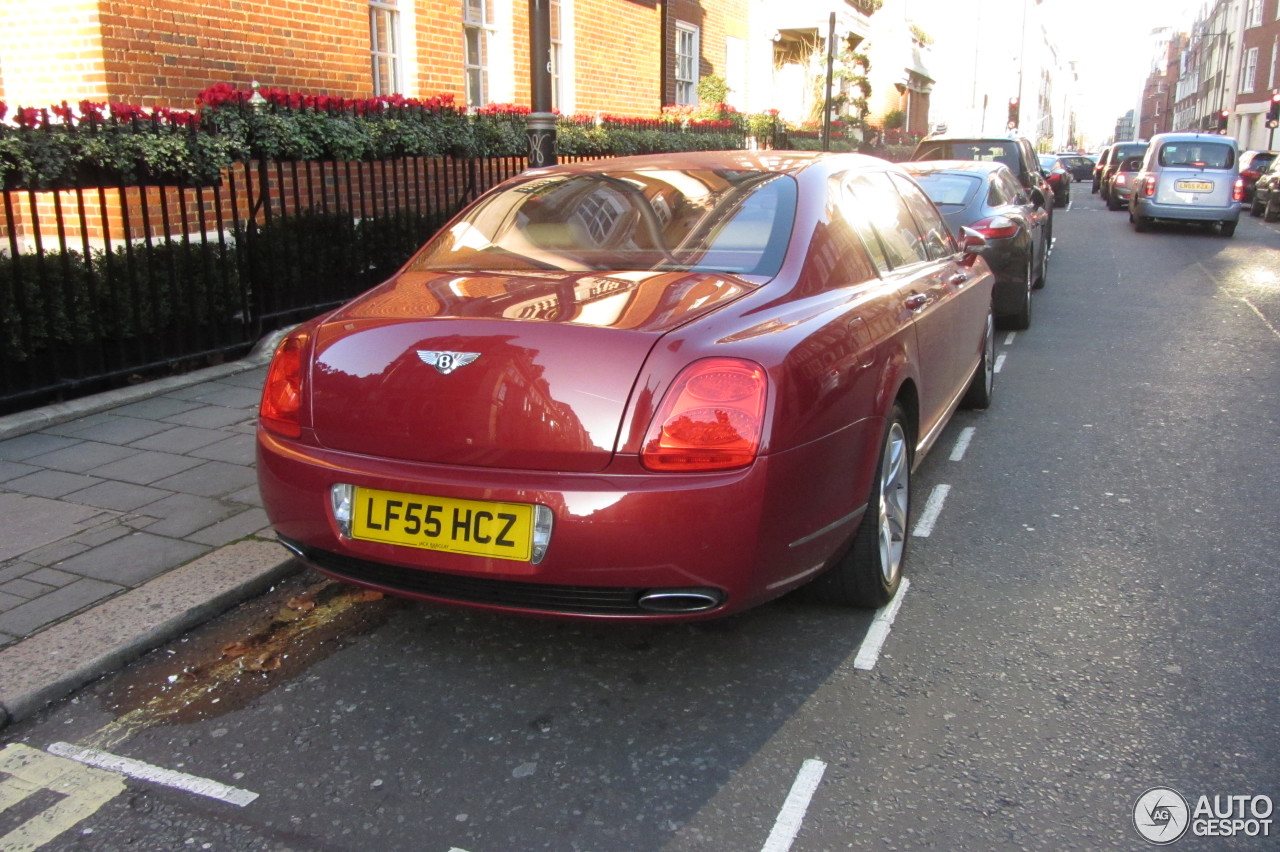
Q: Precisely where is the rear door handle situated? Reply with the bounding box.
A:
[904,293,928,311]
[950,273,969,286]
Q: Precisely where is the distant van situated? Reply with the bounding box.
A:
[1130,132,1243,236]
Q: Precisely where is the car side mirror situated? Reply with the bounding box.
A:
[1029,187,1047,208]
[959,227,988,265]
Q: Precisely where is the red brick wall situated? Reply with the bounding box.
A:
[563,0,663,115]
[0,0,109,106]
[416,1,466,97]
[94,0,374,106]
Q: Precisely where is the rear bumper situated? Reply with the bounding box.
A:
[1133,199,1240,223]
[256,420,882,621]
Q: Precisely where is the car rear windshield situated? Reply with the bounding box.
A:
[910,172,983,207]
[915,141,1020,174]
[1158,142,1235,169]
[408,169,798,278]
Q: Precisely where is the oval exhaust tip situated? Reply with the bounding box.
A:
[277,536,306,559]
[637,588,725,614]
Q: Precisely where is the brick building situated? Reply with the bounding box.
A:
[0,0,754,118]
[1234,0,1280,150]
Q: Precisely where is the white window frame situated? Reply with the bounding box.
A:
[370,1,401,96]
[1241,46,1259,93]
[1245,0,1262,27]
[550,0,563,112]
[464,0,495,108]
[675,22,699,106]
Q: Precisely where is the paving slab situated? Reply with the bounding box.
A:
[52,532,210,587]
[0,493,104,561]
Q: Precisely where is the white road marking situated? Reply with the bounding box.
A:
[760,758,828,852]
[853,578,911,671]
[0,744,125,851]
[949,427,976,461]
[993,353,1008,373]
[47,743,258,807]
[1003,332,1017,345]
[1242,296,1280,339]
[912,484,951,538]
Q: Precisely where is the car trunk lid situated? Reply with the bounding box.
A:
[307,268,757,472]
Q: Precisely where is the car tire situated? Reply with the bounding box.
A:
[961,309,995,410]
[1134,215,1151,233]
[807,403,911,608]
[1055,188,1068,209]
[1003,259,1033,330]
[1250,197,1264,217]
[1266,197,1280,223]
[1220,220,1236,237]
[1107,193,1122,211]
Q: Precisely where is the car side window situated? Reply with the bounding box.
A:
[996,170,1025,205]
[987,176,1008,207]
[842,172,929,268]
[889,173,955,260]
[796,176,882,290]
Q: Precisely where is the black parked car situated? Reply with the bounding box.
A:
[1056,153,1096,182]
[1238,150,1277,202]
[1039,155,1072,208]
[911,134,1055,243]
[903,160,1051,331]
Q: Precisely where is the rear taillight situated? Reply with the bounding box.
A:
[641,358,767,472]
[260,334,307,438]
[1114,174,1128,187]
[1142,175,1156,198]
[969,216,1020,240]
[1232,178,1245,203]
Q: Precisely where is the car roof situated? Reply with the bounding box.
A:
[519,150,892,180]
[900,159,1010,177]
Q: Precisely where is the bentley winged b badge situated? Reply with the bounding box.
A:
[417,350,481,375]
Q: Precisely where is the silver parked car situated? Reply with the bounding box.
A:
[1130,132,1243,236]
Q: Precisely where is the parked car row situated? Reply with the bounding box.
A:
[908,133,1055,331]
[257,149,1000,624]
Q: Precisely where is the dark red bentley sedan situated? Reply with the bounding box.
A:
[257,151,995,621]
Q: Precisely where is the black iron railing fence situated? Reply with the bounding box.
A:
[0,153,591,414]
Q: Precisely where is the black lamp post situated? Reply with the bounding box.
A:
[527,0,557,168]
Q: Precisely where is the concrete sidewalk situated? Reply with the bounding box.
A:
[0,335,299,728]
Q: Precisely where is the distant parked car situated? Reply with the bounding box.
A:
[904,160,1050,330]
[1092,145,1113,193]
[910,133,1055,243]
[1056,154,1096,182]
[1130,132,1242,236]
[1237,150,1276,202]
[1249,156,1280,221]
[1100,142,1149,202]
[256,150,997,621]
[1039,155,1072,207]
[1106,156,1145,210]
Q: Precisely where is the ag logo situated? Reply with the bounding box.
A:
[417,350,481,375]
[1134,786,1190,845]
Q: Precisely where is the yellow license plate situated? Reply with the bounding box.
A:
[1176,180,1213,193]
[351,487,534,562]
